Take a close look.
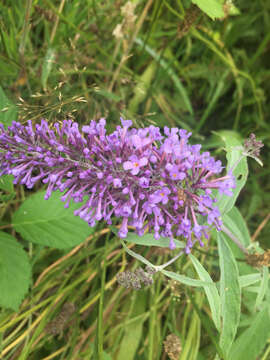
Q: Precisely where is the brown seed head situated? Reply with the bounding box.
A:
[164,334,182,360]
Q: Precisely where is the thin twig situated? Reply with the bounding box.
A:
[251,212,270,242]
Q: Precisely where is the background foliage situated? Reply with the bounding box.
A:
[0,0,269,359]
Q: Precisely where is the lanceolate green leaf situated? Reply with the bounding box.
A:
[123,231,185,249]
[218,232,241,358]
[215,130,248,214]
[192,0,225,20]
[120,239,157,268]
[0,232,31,311]
[12,191,93,248]
[229,304,270,360]
[254,266,269,311]
[120,240,214,287]
[41,47,56,91]
[223,206,251,247]
[189,254,221,331]
[239,274,261,288]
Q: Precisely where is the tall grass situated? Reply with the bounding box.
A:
[0,0,269,359]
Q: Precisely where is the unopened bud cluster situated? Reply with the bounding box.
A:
[116,266,156,290]
[244,133,264,159]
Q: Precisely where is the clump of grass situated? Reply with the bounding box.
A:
[0,0,270,359]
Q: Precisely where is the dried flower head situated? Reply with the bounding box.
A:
[121,1,137,25]
[243,133,264,166]
[0,118,235,252]
[116,270,141,290]
[113,23,124,39]
[116,266,155,290]
[45,302,75,335]
[246,250,270,268]
[164,333,182,360]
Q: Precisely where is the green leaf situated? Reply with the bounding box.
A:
[161,269,215,288]
[215,130,248,214]
[12,191,93,248]
[239,274,261,288]
[41,47,56,91]
[0,175,15,203]
[192,0,225,20]
[229,304,270,360]
[121,231,185,249]
[255,266,269,311]
[223,206,251,247]
[228,3,241,16]
[0,85,17,128]
[218,232,241,358]
[120,239,159,269]
[0,175,14,193]
[120,240,213,287]
[129,61,157,113]
[189,254,221,331]
[0,231,31,311]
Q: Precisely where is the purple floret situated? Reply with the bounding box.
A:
[0,118,236,253]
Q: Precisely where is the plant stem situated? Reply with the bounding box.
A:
[50,0,66,44]
[155,250,184,271]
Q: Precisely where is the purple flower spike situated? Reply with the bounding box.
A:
[150,188,171,205]
[123,155,148,175]
[0,118,236,253]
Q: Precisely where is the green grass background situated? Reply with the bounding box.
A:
[0,0,269,359]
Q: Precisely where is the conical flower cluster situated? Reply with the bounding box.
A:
[0,118,235,252]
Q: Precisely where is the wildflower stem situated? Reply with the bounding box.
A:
[50,0,66,44]
[155,250,184,271]
[221,224,248,255]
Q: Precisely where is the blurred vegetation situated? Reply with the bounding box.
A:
[0,0,269,359]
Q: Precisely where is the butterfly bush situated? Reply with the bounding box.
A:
[0,118,235,252]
